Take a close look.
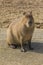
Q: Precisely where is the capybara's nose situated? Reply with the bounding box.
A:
[29,21,32,26]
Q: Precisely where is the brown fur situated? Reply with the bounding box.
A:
[6,12,35,48]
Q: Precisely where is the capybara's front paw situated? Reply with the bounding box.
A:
[21,48,27,52]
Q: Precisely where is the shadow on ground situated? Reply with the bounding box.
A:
[0,40,43,54]
[29,42,43,53]
[12,42,43,54]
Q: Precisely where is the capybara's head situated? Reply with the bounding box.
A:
[23,11,34,28]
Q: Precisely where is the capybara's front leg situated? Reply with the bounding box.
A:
[28,39,33,50]
[20,37,26,52]
[21,43,25,52]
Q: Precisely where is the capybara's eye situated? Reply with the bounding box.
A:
[23,12,26,15]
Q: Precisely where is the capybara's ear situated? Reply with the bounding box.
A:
[23,12,26,15]
[29,11,32,15]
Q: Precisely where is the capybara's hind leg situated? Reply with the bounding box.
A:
[8,44,18,49]
[28,39,33,50]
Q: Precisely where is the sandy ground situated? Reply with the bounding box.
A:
[0,28,43,65]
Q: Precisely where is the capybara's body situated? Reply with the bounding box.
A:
[7,12,35,52]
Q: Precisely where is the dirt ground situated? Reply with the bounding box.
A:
[0,28,43,65]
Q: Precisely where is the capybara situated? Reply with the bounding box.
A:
[6,11,35,52]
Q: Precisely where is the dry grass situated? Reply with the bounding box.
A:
[0,0,43,28]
